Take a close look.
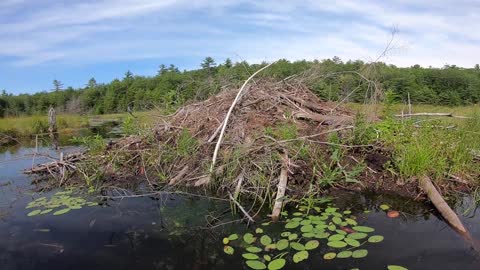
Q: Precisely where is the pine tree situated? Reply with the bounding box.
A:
[52,80,63,92]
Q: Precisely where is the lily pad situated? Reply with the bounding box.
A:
[260,235,272,246]
[345,218,357,226]
[380,204,390,211]
[246,246,262,253]
[243,253,259,260]
[280,232,291,237]
[352,249,368,258]
[368,235,384,243]
[302,232,315,238]
[328,234,345,241]
[222,238,229,244]
[244,233,256,244]
[344,238,361,247]
[352,226,375,233]
[256,228,264,234]
[332,217,342,225]
[264,255,271,261]
[285,221,300,229]
[327,241,347,248]
[228,234,239,241]
[27,209,42,217]
[305,240,319,250]
[276,239,289,250]
[300,225,313,233]
[223,245,234,255]
[267,259,286,270]
[347,232,368,240]
[53,208,71,216]
[293,250,309,263]
[323,252,336,260]
[288,233,298,241]
[290,242,305,251]
[337,250,353,258]
[387,266,408,270]
[246,260,267,270]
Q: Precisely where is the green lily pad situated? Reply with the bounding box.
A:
[345,218,357,226]
[255,228,264,234]
[267,259,286,270]
[323,252,336,260]
[352,226,375,233]
[337,250,353,258]
[302,232,315,238]
[288,233,298,241]
[305,240,319,250]
[285,221,300,229]
[387,266,408,270]
[280,232,291,237]
[327,241,347,248]
[332,217,342,224]
[40,209,52,214]
[368,235,384,243]
[328,224,336,231]
[276,239,289,250]
[352,249,368,258]
[293,250,309,263]
[314,232,330,239]
[228,234,239,241]
[53,208,71,216]
[246,260,267,270]
[328,234,345,241]
[222,237,229,244]
[293,212,303,216]
[380,204,390,211]
[345,238,361,247]
[347,232,368,239]
[290,242,305,251]
[27,209,42,217]
[242,253,259,260]
[264,255,271,261]
[300,225,313,233]
[223,245,234,255]
[300,220,312,225]
[335,229,347,235]
[246,246,262,253]
[244,233,256,244]
[260,235,272,246]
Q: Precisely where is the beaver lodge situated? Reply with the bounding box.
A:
[26,65,477,232]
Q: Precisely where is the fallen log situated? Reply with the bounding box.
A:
[271,153,289,222]
[24,152,85,175]
[419,176,466,233]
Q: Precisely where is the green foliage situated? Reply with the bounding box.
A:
[265,122,298,140]
[70,134,105,154]
[122,115,136,135]
[176,129,198,157]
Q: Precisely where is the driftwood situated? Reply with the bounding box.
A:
[395,112,472,119]
[419,176,467,233]
[168,165,189,185]
[24,152,85,175]
[228,192,255,224]
[271,153,289,222]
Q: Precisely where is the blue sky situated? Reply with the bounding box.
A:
[1,0,479,94]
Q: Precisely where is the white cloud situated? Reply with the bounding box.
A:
[0,0,479,68]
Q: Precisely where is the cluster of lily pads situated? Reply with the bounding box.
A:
[222,200,408,270]
[25,189,99,217]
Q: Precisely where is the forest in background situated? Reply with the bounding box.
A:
[1,57,480,117]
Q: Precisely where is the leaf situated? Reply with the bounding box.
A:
[352,249,368,258]
[293,250,309,263]
[288,233,298,241]
[302,232,315,238]
[332,217,342,225]
[380,204,390,211]
[244,233,256,244]
[245,260,267,270]
[267,258,286,270]
[387,265,408,270]
[343,210,352,215]
[222,238,229,245]
[40,209,52,214]
[344,238,361,247]
[242,253,259,260]
[345,218,357,226]
[280,232,291,237]
[265,244,276,251]
[328,234,345,241]
[290,242,305,251]
[228,234,239,241]
[260,235,272,246]
[305,240,319,250]
[323,252,336,260]
[300,225,313,233]
[276,239,289,250]
[325,207,337,213]
[328,224,336,231]
[300,219,311,225]
[347,232,368,240]
[246,246,262,253]
[53,208,71,216]
[314,232,330,239]
[223,246,234,255]
[256,228,264,234]
[262,222,270,226]
[352,226,375,233]
[263,255,271,262]
[335,229,347,235]
[327,241,347,248]
[285,221,300,229]
[293,212,303,216]
[368,235,384,243]
[27,209,42,217]
[337,250,353,258]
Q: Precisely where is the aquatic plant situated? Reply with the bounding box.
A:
[25,189,99,217]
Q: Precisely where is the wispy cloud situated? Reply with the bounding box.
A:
[1,0,479,69]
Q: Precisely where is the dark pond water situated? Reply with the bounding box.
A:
[1,144,480,269]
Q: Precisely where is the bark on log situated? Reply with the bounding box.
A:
[419,176,467,233]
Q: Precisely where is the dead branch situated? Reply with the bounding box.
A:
[396,112,472,119]
[271,153,289,222]
[228,192,255,224]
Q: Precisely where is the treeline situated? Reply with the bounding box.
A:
[1,57,480,117]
